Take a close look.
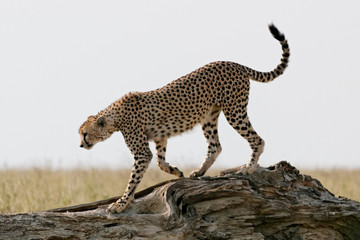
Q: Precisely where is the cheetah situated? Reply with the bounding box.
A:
[79,24,290,213]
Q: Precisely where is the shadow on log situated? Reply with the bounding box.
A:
[1,161,360,239]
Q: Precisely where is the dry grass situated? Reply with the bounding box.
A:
[300,169,360,201]
[0,168,171,213]
[1,167,359,213]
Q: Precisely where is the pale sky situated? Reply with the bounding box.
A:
[1,0,359,170]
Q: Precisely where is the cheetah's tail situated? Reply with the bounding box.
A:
[248,23,290,83]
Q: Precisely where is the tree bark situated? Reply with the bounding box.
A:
[1,161,360,240]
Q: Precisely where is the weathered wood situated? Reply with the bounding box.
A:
[1,161,360,240]
[46,179,179,213]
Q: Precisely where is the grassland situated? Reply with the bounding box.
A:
[1,167,359,213]
[301,169,360,201]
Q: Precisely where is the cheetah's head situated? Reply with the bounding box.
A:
[79,115,113,150]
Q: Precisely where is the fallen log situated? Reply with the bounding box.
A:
[1,161,360,239]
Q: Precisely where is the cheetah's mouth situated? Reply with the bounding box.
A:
[82,133,93,149]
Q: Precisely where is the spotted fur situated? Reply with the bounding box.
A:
[79,24,290,213]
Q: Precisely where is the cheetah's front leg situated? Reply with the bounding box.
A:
[107,154,151,214]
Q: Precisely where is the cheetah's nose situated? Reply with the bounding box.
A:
[80,144,84,148]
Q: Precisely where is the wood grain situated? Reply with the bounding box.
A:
[1,161,359,239]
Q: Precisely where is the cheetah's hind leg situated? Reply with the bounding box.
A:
[154,138,184,177]
[189,105,222,178]
[221,107,264,175]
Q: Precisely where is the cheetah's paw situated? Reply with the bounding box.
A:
[220,164,258,176]
[235,164,258,175]
[173,167,184,178]
[220,165,244,176]
[106,201,127,214]
[189,170,200,178]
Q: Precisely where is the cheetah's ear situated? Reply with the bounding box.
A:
[97,116,106,127]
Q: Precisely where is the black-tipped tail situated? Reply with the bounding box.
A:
[248,24,290,83]
[268,23,285,42]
